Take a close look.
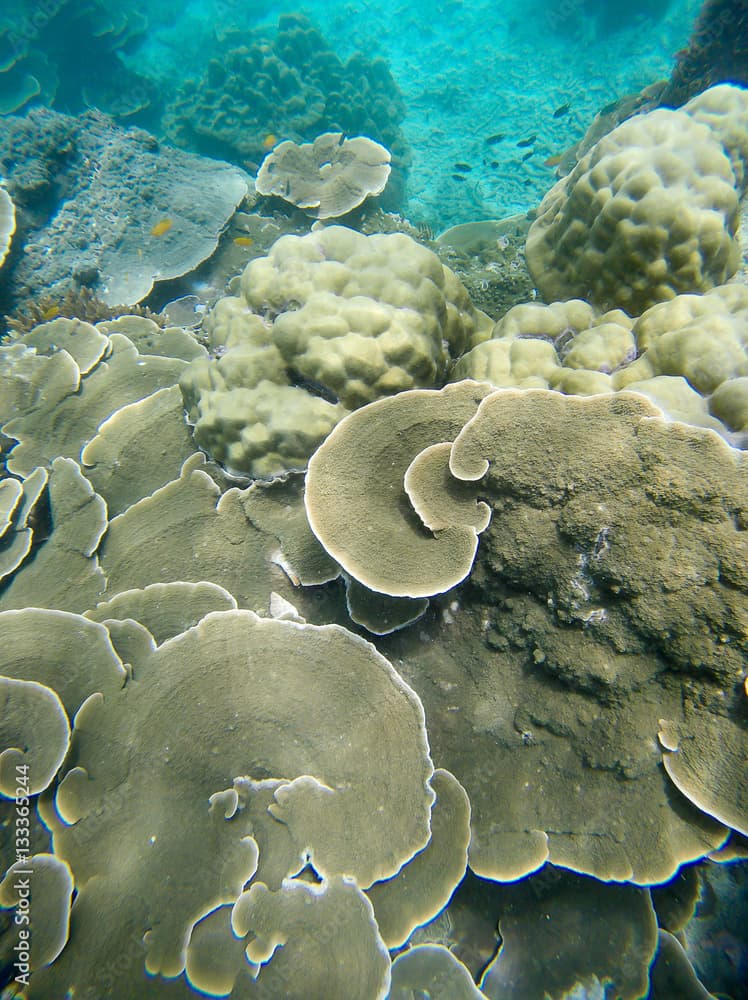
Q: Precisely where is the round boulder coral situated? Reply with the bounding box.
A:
[525,84,748,314]
[181,226,491,478]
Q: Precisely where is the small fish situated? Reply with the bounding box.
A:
[287,368,339,405]
[233,236,254,248]
[41,305,60,321]
[599,99,619,116]
[262,133,278,150]
[490,160,499,168]
[552,102,570,118]
[543,154,562,167]
[521,150,534,161]
[516,135,537,148]
[451,174,466,182]
[485,132,505,144]
[150,218,173,237]
[453,162,472,172]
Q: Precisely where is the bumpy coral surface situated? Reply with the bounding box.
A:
[525,84,748,314]
[181,226,492,478]
[452,286,748,446]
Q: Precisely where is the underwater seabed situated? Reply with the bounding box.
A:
[0,1,747,997]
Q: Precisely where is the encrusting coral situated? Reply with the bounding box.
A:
[307,384,747,886]
[525,83,748,314]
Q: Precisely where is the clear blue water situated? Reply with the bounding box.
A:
[125,0,700,226]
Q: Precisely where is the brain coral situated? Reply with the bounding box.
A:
[180,226,492,478]
[525,83,748,314]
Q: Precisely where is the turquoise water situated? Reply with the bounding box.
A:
[2,0,700,228]
[127,0,701,225]
[1,1,747,999]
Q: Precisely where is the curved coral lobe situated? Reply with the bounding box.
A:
[33,610,433,996]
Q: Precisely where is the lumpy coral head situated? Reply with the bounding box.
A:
[525,84,748,314]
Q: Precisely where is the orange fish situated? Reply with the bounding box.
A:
[543,154,562,168]
[150,218,173,237]
[261,134,278,150]
[41,305,60,321]
[233,236,254,248]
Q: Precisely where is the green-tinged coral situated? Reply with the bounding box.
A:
[96,316,208,362]
[84,581,238,646]
[98,453,278,610]
[0,855,73,971]
[319,385,746,883]
[17,317,109,374]
[0,458,107,613]
[239,473,340,587]
[0,678,70,797]
[659,712,748,836]
[31,610,432,995]
[3,332,188,477]
[80,386,197,517]
[525,84,748,314]
[389,945,487,999]
[649,929,716,1000]
[0,608,127,713]
[366,769,470,949]
[479,870,658,1000]
[229,877,390,999]
[181,226,492,477]
[0,467,47,583]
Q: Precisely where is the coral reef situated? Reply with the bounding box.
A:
[0,107,249,309]
[0,295,744,996]
[2,59,747,988]
[525,83,748,314]
[164,14,410,210]
[311,385,747,883]
[452,284,748,447]
[181,226,492,478]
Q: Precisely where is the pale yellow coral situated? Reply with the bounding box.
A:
[525,84,748,313]
[183,226,491,477]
